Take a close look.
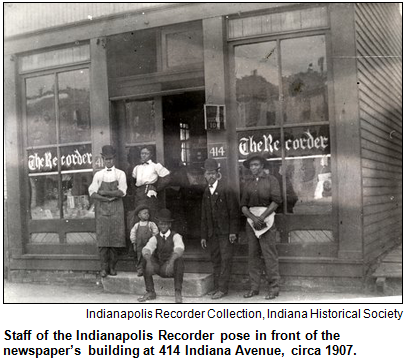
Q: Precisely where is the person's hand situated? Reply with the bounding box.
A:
[252,216,266,230]
[164,261,175,277]
[107,197,117,202]
[98,190,107,196]
[229,234,237,244]
[201,239,207,249]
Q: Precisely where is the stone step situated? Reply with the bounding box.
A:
[101,272,213,297]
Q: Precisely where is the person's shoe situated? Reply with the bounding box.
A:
[175,291,182,303]
[265,290,279,300]
[207,289,218,296]
[138,292,156,302]
[243,290,259,298]
[100,270,108,278]
[211,291,227,300]
[109,268,117,276]
[137,270,143,277]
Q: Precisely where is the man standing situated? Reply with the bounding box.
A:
[241,152,282,300]
[131,146,170,221]
[138,209,185,303]
[201,159,239,300]
[89,145,127,277]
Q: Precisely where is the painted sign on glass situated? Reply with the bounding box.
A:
[27,144,92,173]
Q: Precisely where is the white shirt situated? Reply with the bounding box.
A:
[142,230,185,258]
[209,180,218,195]
[132,161,170,187]
[88,166,127,196]
[130,221,159,244]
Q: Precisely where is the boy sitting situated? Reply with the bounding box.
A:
[138,209,185,303]
[130,205,159,277]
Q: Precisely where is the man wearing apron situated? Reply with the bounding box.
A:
[89,145,127,277]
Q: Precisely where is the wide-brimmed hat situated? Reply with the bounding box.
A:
[243,152,269,169]
[134,204,150,216]
[101,145,116,158]
[155,209,174,222]
[202,158,220,172]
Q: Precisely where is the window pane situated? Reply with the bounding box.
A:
[58,69,91,143]
[235,41,279,128]
[26,75,56,146]
[281,35,328,124]
[59,144,93,172]
[63,172,94,219]
[29,175,60,219]
[30,233,59,244]
[20,44,90,72]
[125,100,156,143]
[286,156,332,214]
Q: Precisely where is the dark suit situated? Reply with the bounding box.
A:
[201,181,239,293]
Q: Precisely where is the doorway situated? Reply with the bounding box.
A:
[162,91,207,246]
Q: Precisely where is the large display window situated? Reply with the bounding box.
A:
[231,10,335,248]
[21,44,96,251]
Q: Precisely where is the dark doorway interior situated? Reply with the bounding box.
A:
[162,91,207,248]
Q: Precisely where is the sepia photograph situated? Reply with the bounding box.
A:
[3,2,402,304]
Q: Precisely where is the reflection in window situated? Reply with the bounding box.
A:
[26,75,56,146]
[59,69,91,143]
[125,100,156,143]
[29,175,60,219]
[63,172,94,219]
[235,41,279,128]
[281,36,328,124]
[286,156,332,215]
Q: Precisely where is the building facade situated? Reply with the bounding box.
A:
[4,3,402,283]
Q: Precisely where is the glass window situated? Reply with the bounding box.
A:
[26,75,56,146]
[63,172,94,219]
[235,41,280,128]
[125,100,156,144]
[20,44,90,72]
[281,35,328,124]
[58,69,91,143]
[235,33,331,220]
[29,175,60,219]
[25,66,93,222]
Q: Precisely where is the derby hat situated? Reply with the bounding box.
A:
[101,145,116,158]
[134,204,150,216]
[243,152,269,169]
[155,209,174,222]
[202,158,220,171]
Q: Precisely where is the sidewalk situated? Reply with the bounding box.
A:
[4,281,401,304]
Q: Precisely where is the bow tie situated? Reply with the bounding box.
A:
[141,161,149,165]
[106,168,113,171]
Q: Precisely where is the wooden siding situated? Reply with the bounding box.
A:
[355,3,402,266]
[4,3,169,37]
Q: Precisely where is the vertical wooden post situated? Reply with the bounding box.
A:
[4,54,24,268]
[202,17,231,182]
[330,4,363,260]
[90,37,111,164]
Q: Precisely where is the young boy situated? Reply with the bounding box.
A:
[130,205,159,277]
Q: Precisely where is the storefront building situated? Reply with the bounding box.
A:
[4,3,402,284]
